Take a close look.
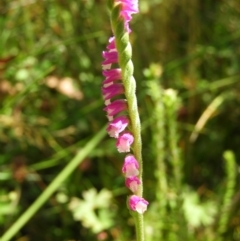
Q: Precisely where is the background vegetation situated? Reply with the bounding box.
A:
[0,0,240,240]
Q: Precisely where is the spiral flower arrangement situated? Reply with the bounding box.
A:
[102,0,148,219]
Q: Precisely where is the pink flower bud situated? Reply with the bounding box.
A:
[106,116,129,138]
[106,36,116,50]
[102,50,118,65]
[122,155,139,177]
[129,195,148,214]
[102,83,125,100]
[102,68,122,85]
[104,99,127,118]
[116,132,134,152]
[125,176,141,193]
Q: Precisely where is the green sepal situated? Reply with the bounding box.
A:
[114,20,125,44]
[111,3,121,22]
[119,34,132,64]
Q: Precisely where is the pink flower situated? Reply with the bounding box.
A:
[106,116,129,138]
[122,154,139,177]
[117,0,139,15]
[102,37,117,70]
[106,36,116,50]
[116,0,139,32]
[116,132,134,152]
[129,195,149,214]
[104,99,127,119]
[126,176,141,193]
[102,50,118,65]
[102,68,122,85]
[102,83,124,100]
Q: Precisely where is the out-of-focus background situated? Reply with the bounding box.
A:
[0,0,240,240]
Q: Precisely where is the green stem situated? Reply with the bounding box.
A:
[217,150,237,238]
[0,126,106,241]
[136,213,144,241]
[111,5,143,198]
[106,2,145,240]
[110,4,144,241]
[164,89,188,240]
[164,89,182,191]
[147,80,167,239]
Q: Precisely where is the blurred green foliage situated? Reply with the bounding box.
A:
[0,0,240,240]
